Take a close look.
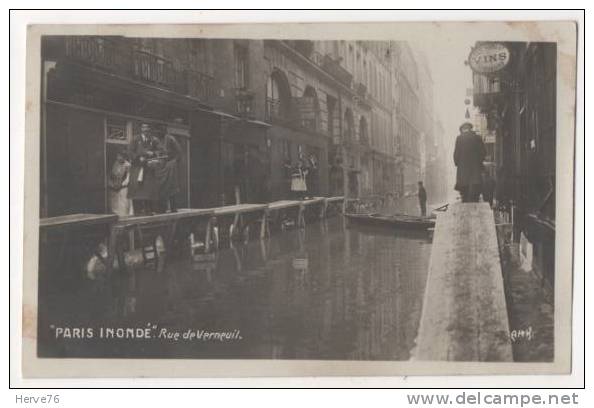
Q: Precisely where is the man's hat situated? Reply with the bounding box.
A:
[459,122,473,131]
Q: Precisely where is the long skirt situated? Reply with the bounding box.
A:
[156,159,180,200]
[128,165,159,201]
[109,188,133,216]
[291,176,307,192]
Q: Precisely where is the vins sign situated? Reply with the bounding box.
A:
[468,43,510,74]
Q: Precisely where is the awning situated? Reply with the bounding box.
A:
[195,107,271,128]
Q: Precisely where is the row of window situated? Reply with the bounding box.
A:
[399,119,420,158]
[337,41,393,106]
[237,41,423,158]
[266,69,403,158]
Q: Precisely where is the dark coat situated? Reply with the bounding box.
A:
[128,133,161,201]
[418,186,427,203]
[454,131,486,190]
[156,134,182,200]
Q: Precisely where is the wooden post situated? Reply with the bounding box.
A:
[204,216,215,253]
[260,208,269,239]
[234,186,241,204]
[230,213,241,240]
[161,220,178,267]
[297,203,306,228]
[319,199,328,219]
[105,226,119,277]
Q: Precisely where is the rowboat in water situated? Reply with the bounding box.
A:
[344,213,436,231]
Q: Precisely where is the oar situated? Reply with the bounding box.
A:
[433,203,449,212]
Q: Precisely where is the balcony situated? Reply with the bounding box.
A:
[300,118,318,132]
[265,97,289,123]
[286,40,314,59]
[309,51,325,66]
[354,82,371,107]
[359,134,371,147]
[321,54,353,88]
[355,82,368,98]
[132,48,178,90]
[63,36,120,72]
[185,70,214,102]
[57,36,213,103]
[235,88,255,119]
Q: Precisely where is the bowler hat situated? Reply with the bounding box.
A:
[459,122,473,131]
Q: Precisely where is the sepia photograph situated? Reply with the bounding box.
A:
[19,19,578,378]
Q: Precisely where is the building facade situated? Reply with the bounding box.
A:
[41,36,215,216]
[391,42,436,198]
[40,36,441,217]
[472,41,557,289]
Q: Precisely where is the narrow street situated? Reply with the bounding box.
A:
[34,36,559,365]
[38,215,432,360]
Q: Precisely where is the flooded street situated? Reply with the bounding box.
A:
[38,215,433,360]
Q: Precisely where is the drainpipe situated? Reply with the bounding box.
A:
[41,61,56,218]
[338,94,347,198]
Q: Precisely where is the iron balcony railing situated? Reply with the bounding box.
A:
[265,97,300,126]
[132,48,177,89]
[309,51,325,66]
[64,36,121,72]
[321,54,353,88]
[359,134,371,147]
[265,97,282,121]
[235,88,255,118]
[355,82,368,98]
[61,36,213,103]
[300,118,317,132]
[185,70,215,102]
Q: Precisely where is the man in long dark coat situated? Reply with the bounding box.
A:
[155,132,182,213]
[454,122,486,203]
[417,181,427,216]
[306,153,318,199]
[128,123,160,215]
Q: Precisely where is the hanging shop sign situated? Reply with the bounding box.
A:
[468,43,510,75]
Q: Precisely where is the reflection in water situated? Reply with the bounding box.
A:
[38,217,432,360]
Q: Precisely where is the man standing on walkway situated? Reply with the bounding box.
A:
[128,123,160,215]
[454,122,486,202]
[418,181,427,217]
[155,131,182,213]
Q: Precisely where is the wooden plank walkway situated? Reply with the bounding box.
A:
[210,203,268,215]
[108,208,215,274]
[38,213,118,275]
[39,213,118,229]
[267,199,314,228]
[268,200,301,211]
[40,196,345,275]
[118,208,213,226]
[414,202,513,361]
[202,204,268,241]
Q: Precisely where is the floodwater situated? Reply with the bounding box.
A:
[38,213,433,360]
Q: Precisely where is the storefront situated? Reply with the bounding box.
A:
[41,41,208,217]
[189,109,271,208]
[265,124,329,202]
[471,41,556,289]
